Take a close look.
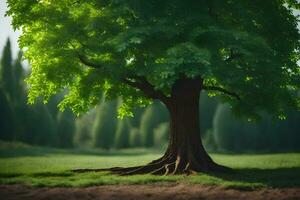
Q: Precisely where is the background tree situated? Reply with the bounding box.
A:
[7,0,300,174]
[153,122,169,148]
[211,103,300,152]
[0,39,15,102]
[11,51,28,140]
[0,88,14,140]
[199,91,219,136]
[129,128,142,147]
[56,109,76,148]
[212,104,259,152]
[22,103,57,146]
[73,110,95,148]
[128,107,145,129]
[114,118,131,149]
[11,51,25,105]
[140,102,169,147]
[92,99,118,149]
[0,39,15,140]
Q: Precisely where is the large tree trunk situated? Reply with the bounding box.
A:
[159,78,222,174]
[73,78,229,175]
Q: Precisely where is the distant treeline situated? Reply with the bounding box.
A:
[0,39,75,148]
[1,38,299,152]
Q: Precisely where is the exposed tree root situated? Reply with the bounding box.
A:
[71,153,232,176]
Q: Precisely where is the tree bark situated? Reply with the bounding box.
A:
[159,78,226,174]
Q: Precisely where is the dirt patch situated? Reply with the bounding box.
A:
[1,184,299,200]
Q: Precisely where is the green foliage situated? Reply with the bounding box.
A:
[92,100,118,149]
[0,39,19,141]
[140,102,169,147]
[0,38,79,148]
[12,51,25,105]
[0,39,15,102]
[7,0,300,119]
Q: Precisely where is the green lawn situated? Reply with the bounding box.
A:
[0,141,300,189]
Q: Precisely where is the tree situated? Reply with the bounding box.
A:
[12,51,25,105]
[114,118,131,149]
[153,122,169,148]
[0,38,15,102]
[0,39,15,140]
[22,103,57,146]
[212,103,300,152]
[212,103,259,152]
[92,100,118,149]
[7,0,300,174]
[129,128,142,147]
[73,110,96,148]
[0,88,14,140]
[128,107,145,128]
[140,102,169,147]
[199,91,219,136]
[11,51,27,140]
[56,109,76,148]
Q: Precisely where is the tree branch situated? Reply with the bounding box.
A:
[77,53,170,103]
[123,77,170,104]
[77,53,102,69]
[203,85,241,100]
[225,49,243,62]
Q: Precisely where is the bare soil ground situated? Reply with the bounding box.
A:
[1,184,299,200]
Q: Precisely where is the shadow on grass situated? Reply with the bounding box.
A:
[208,167,300,188]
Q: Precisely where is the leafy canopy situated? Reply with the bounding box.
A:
[7,0,300,118]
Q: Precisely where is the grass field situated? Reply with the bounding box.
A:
[0,141,300,189]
